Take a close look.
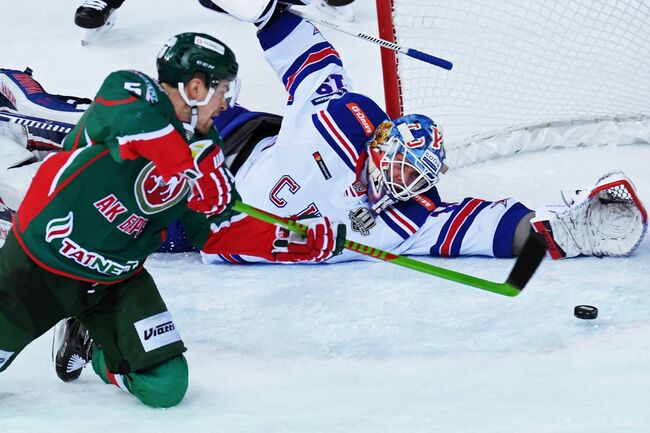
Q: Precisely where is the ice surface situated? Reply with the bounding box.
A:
[1,1,649,432]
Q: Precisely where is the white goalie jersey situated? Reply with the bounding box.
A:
[200,10,534,264]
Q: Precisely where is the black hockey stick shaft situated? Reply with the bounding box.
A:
[288,7,453,70]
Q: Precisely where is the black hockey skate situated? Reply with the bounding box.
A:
[74,0,117,46]
[52,318,93,382]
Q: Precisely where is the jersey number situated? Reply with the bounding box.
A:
[316,74,345,95]
[124,82,142,96]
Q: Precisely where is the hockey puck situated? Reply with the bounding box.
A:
[574,305,598,320]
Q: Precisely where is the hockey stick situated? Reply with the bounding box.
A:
[288,7,453,71]
[232,201,546,296]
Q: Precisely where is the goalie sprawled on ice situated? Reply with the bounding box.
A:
[0,2,647,264]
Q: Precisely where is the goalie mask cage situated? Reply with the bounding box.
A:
[376,0,650,168]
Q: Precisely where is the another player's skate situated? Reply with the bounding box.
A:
[52,318,93,382]
[74,0,117,46]
[532,170,648,259]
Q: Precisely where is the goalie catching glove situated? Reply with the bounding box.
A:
[272,217,346,263]
[531,170,647,259]
[184,140,234,216]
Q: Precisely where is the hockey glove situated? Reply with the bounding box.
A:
[184,141,234,216]
[272,216,346,263]
[531,170,647,259]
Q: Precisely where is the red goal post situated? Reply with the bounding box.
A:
[376,0,402,120]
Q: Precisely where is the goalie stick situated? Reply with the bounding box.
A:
[288,7,453,71]
[233,201,546,296]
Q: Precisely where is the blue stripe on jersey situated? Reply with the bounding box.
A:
[448,201,491,256]
[429,198,473,256]
[282,42,331,85]
[282,42,341,97]
[311,113,356,171]
[325,93,390,154]
[217,254,247,264]
[287,55,343,102]
[257,10,303,51]
[493,202,533,258]
[390,187,442,227]
[378,211,411,240]
[219,254,232,263]
[232,254,249,263]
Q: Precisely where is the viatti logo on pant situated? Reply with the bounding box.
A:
[134,312,181,352]
[144,321,175,341]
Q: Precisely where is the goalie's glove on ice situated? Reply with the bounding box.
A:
[272,217,346,263]
[184,141,234,216]
[531,170,647,259]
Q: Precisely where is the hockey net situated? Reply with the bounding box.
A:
[376,0,650,168]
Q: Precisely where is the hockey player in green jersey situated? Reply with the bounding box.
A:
[0,32,343,408]
[0,32,241,408]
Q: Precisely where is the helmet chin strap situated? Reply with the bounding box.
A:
[178,82,216,131]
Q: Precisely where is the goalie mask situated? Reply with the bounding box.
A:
[157,32,240,128]
[366,114,447,214]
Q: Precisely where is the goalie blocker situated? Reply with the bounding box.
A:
[532,171,648,259]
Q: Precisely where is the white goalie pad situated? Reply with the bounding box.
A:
[0,132,32,169]
[531,170,648,259]
[0,161,39,248]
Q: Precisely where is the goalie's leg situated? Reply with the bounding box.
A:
[531,170,648,258]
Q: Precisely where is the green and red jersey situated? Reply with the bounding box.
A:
[13,70,238,284]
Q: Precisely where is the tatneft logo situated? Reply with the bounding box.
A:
[134,311,181,352]
[0,349,14,369]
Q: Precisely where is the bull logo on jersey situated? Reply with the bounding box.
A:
[135,162,189,215]
[349,207,376,236]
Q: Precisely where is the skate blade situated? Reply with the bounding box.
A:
[51,318,69,362]
[79,12,116,46]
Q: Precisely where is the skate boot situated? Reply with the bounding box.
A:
[74,0,118,46]
[52,317,93,382]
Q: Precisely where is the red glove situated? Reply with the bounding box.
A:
[184,142,234,216]
[272,217,346,263]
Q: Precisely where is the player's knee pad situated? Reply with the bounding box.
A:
[126,354,189,408]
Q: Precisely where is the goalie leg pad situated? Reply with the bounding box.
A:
[531,170,647,259]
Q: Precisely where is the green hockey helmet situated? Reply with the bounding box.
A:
[157,32,238,88]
